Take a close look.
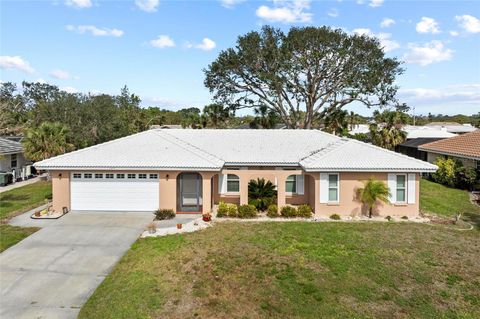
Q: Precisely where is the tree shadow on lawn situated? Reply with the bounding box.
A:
[463,211,480,230]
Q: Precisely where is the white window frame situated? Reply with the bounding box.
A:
[127,173,136,179]
[95,173,103,179]
[138,173,147,179]
[149,173,158,179]
[84,173,92,179]
[116,173,125,179]
[395,174,407,204]
[106,173,114,179]
[226,174,240,194]
[285,175,297,195]
[327,173,339,203]
[73,173,81,179]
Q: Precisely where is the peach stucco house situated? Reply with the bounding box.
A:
[34,129,437,218]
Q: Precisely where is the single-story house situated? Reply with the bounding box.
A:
[0,137,32,182]
[34,129,437,217]
[419,130,480,170]
[396,129,455,161]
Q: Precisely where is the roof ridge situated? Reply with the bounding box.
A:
[155,130,225,167]
[299,139,347,163]
[34,130,155,167]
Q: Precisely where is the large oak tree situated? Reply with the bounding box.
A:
[204,26,404,129]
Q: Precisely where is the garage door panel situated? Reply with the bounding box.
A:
[70,174,159,211]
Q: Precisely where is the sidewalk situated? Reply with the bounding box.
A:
[0,175,45,193]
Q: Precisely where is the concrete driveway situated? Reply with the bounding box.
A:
[0,211,154,319]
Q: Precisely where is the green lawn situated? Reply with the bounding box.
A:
[80,222,480,319]
[0,225,39,252]
[420,179,480,228]
[0,181,52,220]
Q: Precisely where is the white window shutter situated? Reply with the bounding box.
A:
[320,173,328,203]
[387,173,396,204]
[296,175,304,195]
[407,173,416,204]
[218,174,228,195]
[274,177,278,188]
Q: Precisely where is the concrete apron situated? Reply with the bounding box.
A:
[0,211,154,319]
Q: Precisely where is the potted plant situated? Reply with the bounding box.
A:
[34,211,41,217]
[176,223,183,229]
[202,212,212,222]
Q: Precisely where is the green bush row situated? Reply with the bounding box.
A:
[218,202,314,219]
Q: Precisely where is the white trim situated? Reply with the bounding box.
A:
[395,174,407,204]
[225,173,240,194]
[320,173,328,203]
[387,173,396,203]
[327,173,340,203]
[407,173,416,204]
[296,175,305,195]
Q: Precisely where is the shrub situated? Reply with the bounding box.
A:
[432,157,456,187]
[329,214,341,220]
[227,203,238,217]
[455,166,477,190]
[267,204,279,218]
[280,205,297,218]
[401,216,408,220]
[154,209,175,220]
[297,204,313,218]
[217,201,229,217]
[237,204,257,218]
[385,215,392,221]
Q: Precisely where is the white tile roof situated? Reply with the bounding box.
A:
[35,129,437,172]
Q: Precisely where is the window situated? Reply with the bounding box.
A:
[84,173,92,179]
[106,173,114,179]
[149,174,158,179]
[95,173,103,179]
[73,173,81,179]
[226,174,239,192]
[116,173,125,179]
[128,173,136,179]
[396,175,406,203]
[138,173,147,179]
[328,174,339,202]
[286,175,296,193]
[10,154,17,168]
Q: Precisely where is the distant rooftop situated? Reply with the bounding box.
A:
[419,130,480,160]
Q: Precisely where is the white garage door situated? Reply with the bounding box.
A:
[70,172,159,211]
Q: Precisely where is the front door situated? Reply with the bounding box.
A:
[178,173,202,212]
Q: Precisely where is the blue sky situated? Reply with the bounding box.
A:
[1,0,479,116]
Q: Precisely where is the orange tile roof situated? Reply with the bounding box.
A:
[419,130,480,159]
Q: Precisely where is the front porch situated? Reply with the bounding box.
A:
[158,169,318,215]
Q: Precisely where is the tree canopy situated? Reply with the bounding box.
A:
[204,25,404,129]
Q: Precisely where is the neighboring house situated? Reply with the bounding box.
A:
[424,122,478,134]
[0,137,32,181]
[396,129,456,161]
[34,129,437,217]
[419,130,480,170]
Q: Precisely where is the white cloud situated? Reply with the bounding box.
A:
[455,14,480,33]
[404,41,453,66]
[149,35,175,48]
[369,0,384,7]
[35,78,47,84]
[256,0,313,23]
[65,0,92,8]
[0,56,35,74]
[220,0,245,8]
[187,38,217,51]
[66,25,124,37]
[399,84,480,114]
[449,30,459,36]
[352,28,400,52]
[61,86,79,94]
[416,17,440,34]
[380,18,395,28]
[135,0,159,12]
[327,8,339,18]
[49,69,70,80]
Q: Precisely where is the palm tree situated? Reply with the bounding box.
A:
[348,111,360,130]
[357,178,390,218]
[203,103,231,128]
[251,105,278,129]
[369,110,408,150]
[323,108,348,135]
[23,122,75,161]
[248,178,277,210]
